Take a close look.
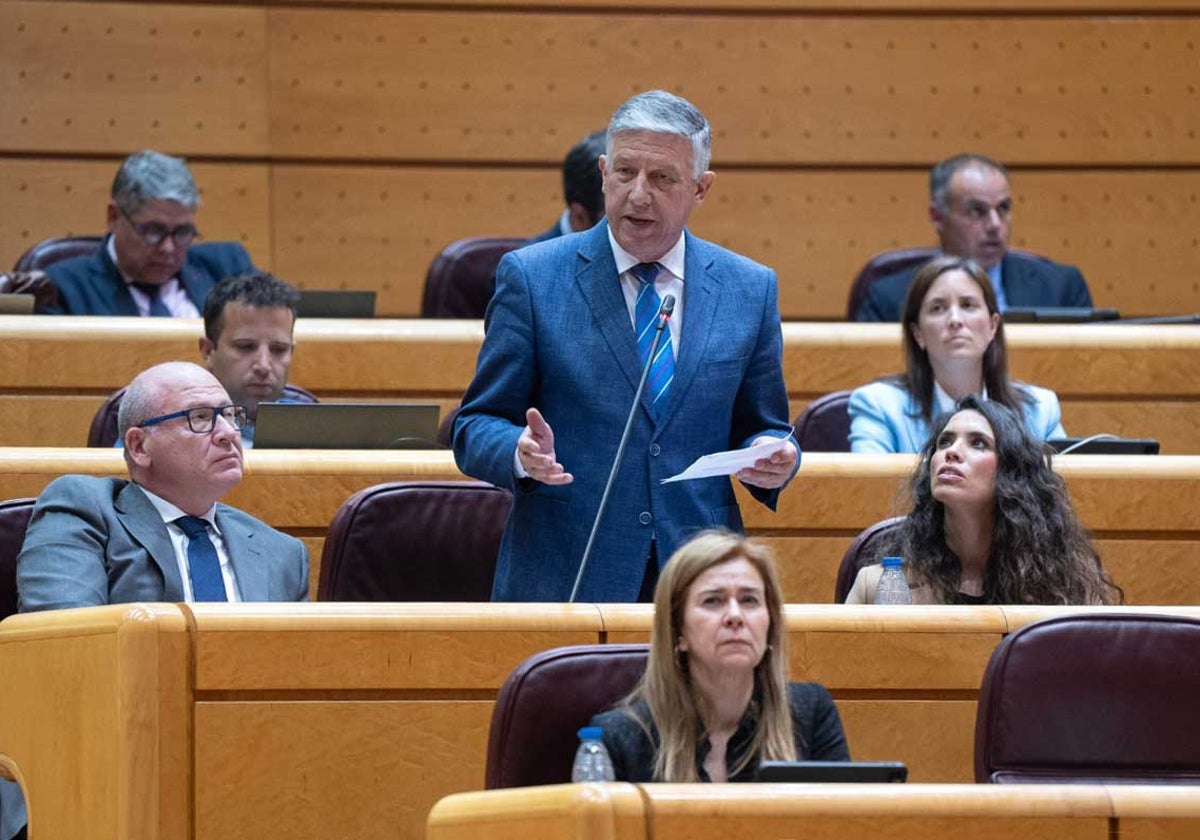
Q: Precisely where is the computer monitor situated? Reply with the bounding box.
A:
[1002,306,1120,324]
[252,402,440,449]
[1048,436,1161,455]
[754,761,908,783]
[297,290,376,319]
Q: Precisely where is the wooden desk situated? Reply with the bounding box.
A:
[6,604,1195,840]
[428,783,1200,840]
[2,449,1198,605]
[2,317,1198,451]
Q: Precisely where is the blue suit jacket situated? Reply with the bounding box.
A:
[848,379,1067,454]
[40,236,255,315]
[857,252,1093,322]
[17,475,309,611]
[453,222,798,602]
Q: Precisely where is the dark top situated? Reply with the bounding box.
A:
[588,681,850,783]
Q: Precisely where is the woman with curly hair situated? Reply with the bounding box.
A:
[849,255,1066,453]
[591,529,849,782]
[846,395,1119,605]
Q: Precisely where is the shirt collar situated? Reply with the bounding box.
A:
[607,228,687,282]
[933,380,989,416]
[136,484,220,530]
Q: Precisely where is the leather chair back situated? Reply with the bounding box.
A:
[421,236,526,318]
[88,384,318,447]
[0,499,36,621]
[794,390,852,452]
[846,247,938,320]
[834,516,905,602]
[486,644,648,789]
[318,480,511,601]
[975,612,1200,784]
[14,236,104,272]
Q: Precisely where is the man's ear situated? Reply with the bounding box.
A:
[694,171,715,205]
[106,202,119,232]
[125,427,151,467]
[198,336,215,363]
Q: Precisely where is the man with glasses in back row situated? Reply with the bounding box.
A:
[37,149,256,316]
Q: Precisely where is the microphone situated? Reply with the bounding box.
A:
[569,293,676,602]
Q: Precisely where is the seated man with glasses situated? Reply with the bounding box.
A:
[17,360,309,610]
[38,149,256,316]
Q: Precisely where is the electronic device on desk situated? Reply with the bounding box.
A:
[1049,435,1161,455]
[1003,306,1120,324]
[253,402,440,450]
[297,290,377,318]
[0,294,35,314]
[754,761,908,783]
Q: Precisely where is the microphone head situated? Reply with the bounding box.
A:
[660,294,677,316]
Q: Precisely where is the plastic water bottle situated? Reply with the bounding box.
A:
[874,556,913,605]
[571,726,615,782]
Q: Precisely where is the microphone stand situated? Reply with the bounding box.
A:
[569,294,675,602]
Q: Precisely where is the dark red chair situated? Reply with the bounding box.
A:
[834,516,905,603]
[975,612,1200,784]
[421,236,526,318]
[793,390,853,453]
[0,499,36,621]
[846,247,938,320]
[485,644,648,789]
[88,384,319,447]
[13,235,104,272]
[318,481,511,602]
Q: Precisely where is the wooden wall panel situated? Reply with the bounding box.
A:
[267,10,1200,164]
[0,1,268,156]
[269,165,560,315]
[0,158,272,270]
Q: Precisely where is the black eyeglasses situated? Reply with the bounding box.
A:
[137,405,247,434]
[118,206,200,248]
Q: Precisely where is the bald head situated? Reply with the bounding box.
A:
[118,362,222,441]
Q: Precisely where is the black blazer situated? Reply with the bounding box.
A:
[857,251,1093,322]
[41,236,255,315]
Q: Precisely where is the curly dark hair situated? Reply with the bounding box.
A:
[885,395,1120,605]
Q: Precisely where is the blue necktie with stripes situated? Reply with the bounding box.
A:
[630,262,675,416]
[175,515,228,602]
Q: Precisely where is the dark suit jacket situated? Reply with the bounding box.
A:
[452,222,798,602]
[16,475,309,611]
[40,236,255,315]
[857,251,1093,322]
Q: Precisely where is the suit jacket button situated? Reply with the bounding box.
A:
[639,511,653,525]
[649,443,661,456]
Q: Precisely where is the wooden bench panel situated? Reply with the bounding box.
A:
[0,2,268,155]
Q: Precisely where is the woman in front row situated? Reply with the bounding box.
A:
[591,530,849,782]
[849,255,1065,453]
[847,396,1120,605]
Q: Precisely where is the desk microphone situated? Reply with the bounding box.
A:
[569,293,676,603]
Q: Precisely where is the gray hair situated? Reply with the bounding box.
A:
[929,153,1008,213]
[111,150,200,213]
[606,90,712,179]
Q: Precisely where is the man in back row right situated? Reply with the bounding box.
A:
[857,153,1093,322]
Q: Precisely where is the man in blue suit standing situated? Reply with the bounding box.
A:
[453,90,799,603]
[857,153,1093,321]
[38,150,255,316]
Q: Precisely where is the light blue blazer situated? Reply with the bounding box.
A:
[848,380,1067,454]
[453,222,798,602]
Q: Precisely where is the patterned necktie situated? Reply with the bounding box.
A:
[174,515,227,602]
[132,282,172,317]
[629,262,675,414]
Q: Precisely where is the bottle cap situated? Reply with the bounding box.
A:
[881,556,904,568]
[577,726,603,741]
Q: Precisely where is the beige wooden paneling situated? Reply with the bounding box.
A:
[268,10,1200,164]
[0,1,268,156]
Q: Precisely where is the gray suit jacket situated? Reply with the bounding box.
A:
[17,475,309,611]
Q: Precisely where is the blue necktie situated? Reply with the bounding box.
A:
[629,262,675,414]
[133,282,172,317]
[175,515,227,602]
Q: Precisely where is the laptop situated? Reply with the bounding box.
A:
[0,294,36,314]
[252,402,440,450]
[1048,436,1161,455]
[1003,306,1120,324]
[754,760,908,783]
[297,290,376,319]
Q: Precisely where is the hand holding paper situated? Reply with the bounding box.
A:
[662,435,798,487]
